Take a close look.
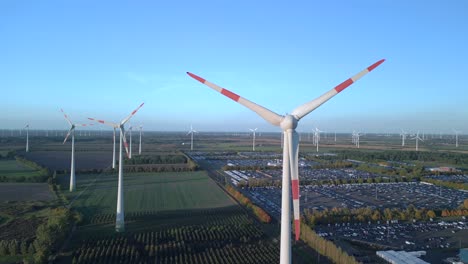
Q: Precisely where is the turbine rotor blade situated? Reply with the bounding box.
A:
[63,127,74,144]
[288,130,300,241]
[291,59,385,120]
[187,72,283,126]
[88,118,119,127]
[121,103,145,125]
[60,108,73,126]
[121,127,130,158]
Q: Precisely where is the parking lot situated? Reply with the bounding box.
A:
[241,183,468,220]
[315,220,468,251]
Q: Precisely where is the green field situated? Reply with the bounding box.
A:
[55,171,285,263]
[0,160,42,179]
[58,171,235,219]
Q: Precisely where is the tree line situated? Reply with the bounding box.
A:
[225,185,271,223]
[297,221,359,264]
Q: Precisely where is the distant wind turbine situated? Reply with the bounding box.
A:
[400,129,407,147]
[453,129,461,148]
[24,124,29,152]
[88,103,144,232]
[61,109,91,192]
[139,125,143,155]
[411,131,423,151]
[249,128,258,151]
[187,125,197,151]
[129,126,133,159]
[187,58,384,264]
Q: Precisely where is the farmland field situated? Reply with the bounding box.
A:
[58,171,235,219]
[0,159,42,179]
[23,151,112,171]
[0,183,53,201]
[57,171,282,263]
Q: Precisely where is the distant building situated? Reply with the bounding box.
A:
[427,167,461,173]
[376,250,429,264]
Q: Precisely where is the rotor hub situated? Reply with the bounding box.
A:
[280,115,298,130]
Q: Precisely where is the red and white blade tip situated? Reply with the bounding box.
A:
[187,72,205,83]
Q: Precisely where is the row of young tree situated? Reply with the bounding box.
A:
[423,178,468,190]
[124,155,188,165]
[71,208,279,264]
[303,205,438,227]
[0,239,35,256]
[225,185,271,223]
[298,221,359,264]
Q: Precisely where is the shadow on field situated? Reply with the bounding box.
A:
[70,205,249,244]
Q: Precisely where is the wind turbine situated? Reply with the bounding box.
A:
[61,109,91,192]
[249,128,258,151]
[400,129,407,147]
[411,131,423,151]
[88,103,144,232]
[187,59,384,263]
[139,125,143,155]
[187,125,197,151]
[453,129,461,148]
[313,127,322,152]
[24,124,29,152]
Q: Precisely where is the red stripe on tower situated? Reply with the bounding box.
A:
[295,219,300,241]
[221,89,240,102]
[334,78,354,93]
[367,59,385,72]
[187,72,206,83]
[291,179,299,200]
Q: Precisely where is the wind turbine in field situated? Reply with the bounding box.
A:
[313,127,322,152]
[24,124,29,152]
[411,131,423,151]
[139,125,143,155]
[187,59,385,263]
[187,125,197,151]
[400,129,407,147]
[249,128,258,151]
[88,103,144,232]
[453,129,461,148]
[61,109,92,192]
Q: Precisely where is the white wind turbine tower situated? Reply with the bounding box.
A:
[88,103,144,232]
[24,124,30,152]
[453,129,461,148]
[187,125,197,151]
[411,131,423,151]
[187,59,385,263]
[400,129,407,147]
[313,127,322,152]
[249,128,258,151]
[61,109,92,192]
[139,125,143,155]
[355,132,362,148]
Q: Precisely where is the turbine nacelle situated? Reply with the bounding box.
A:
[280,115,298,131]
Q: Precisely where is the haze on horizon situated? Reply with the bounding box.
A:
[1,1,467,133]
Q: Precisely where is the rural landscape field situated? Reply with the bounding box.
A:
[0,130,467,263]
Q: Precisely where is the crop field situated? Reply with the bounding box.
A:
[0,159,42,179]
[0,183,53,201]
[23,151,113,171]
[59,171,235,219]
[57,171,283,263]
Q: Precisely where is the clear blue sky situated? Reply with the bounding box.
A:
[2,0,467,133]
